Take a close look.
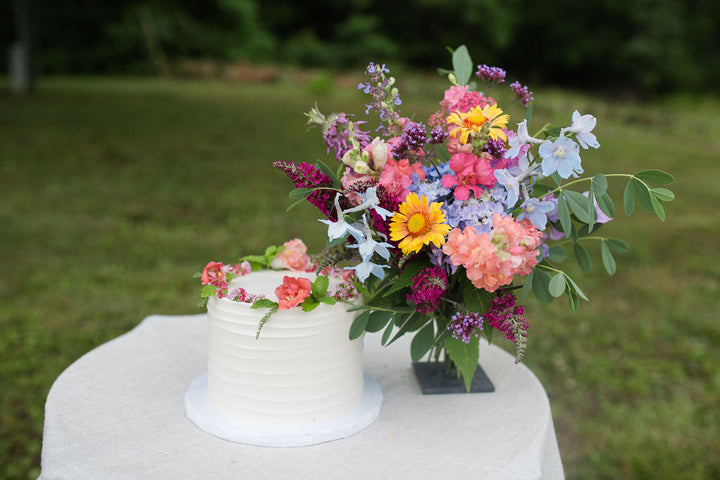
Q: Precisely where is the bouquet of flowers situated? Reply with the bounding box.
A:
[200,45,674,390]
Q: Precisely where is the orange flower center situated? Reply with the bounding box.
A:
[407,212,431,235]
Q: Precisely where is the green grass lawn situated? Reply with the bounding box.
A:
[1,73,719,479]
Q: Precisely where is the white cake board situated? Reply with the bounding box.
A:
[184,373,383,447]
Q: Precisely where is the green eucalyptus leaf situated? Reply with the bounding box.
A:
[564,274,589,301]
[592,174,608,194]
[549,273,567,297]
[349,310,370,340]
[597,193,616,218]
[557,195,572,237]
[532,268,554,303]
[567,289,579,312]
[452,45,473,85]
[651,194,666,221]
[652,187,675,202]
[564,190,591,223]
[444,335,480,392]
[316,160,341,188]
[635,169,674,184]
[600,241,616,275]
[573,243,592,273]
[366,310,393,333]
[623,180,636,216]
[410,322,435,362]
[383,257,425,296]
[606,238,629,253]
[288,187,316,200]
[547,245,568,263]
[381,321,394,346]
[462,276,493,313]
[632,179,655,213]
[520,270,534,301]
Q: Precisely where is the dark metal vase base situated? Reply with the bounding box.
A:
[412,362,495,394]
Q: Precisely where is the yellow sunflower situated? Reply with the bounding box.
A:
[389,193,452,254]
[447,103,510,144]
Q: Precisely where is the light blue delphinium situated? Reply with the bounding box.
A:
[538,137,583,179]
[561,111,600,149]
[349,260,389,282]
[347,215,393,262]
[494,153,535,208]
[505,119,543,159]
[343,186,394,220]
[516,197,557,230]
[318,194,364,241]
[445,196,504,233]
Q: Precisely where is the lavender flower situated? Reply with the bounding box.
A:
[476,64,507,84]
[510,81,534,107]
[448,312,484,343]
[357,62,402,135]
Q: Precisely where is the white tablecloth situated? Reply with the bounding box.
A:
[38,314,564,480]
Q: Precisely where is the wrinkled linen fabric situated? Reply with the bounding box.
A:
[38,314,564,480]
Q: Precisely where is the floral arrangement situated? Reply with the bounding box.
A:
[200,45,674,390]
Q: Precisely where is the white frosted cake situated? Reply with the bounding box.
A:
[204,270,365,425]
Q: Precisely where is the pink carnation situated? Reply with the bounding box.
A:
[442,213,543,292]
[440,85,469,112]
[271,238,312,272]
[378,158,426,202]
[441,152,496,201]
[275,276,312,310]
[201,261,225,286]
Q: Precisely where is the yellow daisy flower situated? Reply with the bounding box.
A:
[447,103,510,144]
[389,193,452,255]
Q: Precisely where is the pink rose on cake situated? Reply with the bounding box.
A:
[201,261,225,286]
[270,238,312,271]
[275,276,312,309]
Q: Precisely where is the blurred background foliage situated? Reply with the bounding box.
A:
[2,0,720,96]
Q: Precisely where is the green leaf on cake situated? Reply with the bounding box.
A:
[311,275,329,299]
[251,299,278,309]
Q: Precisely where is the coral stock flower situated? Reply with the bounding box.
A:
[389,193,452,254]
[275,276,312,310]
[447,103,510,144]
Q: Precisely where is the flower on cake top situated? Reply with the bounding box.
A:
[275,276,313,310]
[270,238,312,272]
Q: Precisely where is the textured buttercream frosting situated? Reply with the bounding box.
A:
[206,270,364,425]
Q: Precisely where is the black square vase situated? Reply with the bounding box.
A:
[412,362,495,394]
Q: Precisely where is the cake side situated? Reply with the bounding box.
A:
[205,270,365,425]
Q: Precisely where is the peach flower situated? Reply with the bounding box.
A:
[442,213,543,292]
[275,276,312,310]
[201,261,225,286]
[271,238,311,272]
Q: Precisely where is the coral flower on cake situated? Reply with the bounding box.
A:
[389,193,452,254]
[270,238,312,271]
[447,103,509,144]
[275,276,312,310]
[201,261,225,286]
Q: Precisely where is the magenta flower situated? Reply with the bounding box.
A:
[407,267,448,313]
[441,152,496,201]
